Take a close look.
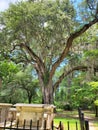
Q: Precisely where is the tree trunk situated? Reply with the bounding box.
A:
[41,81,54,104]
[27,92,32,103]
[28,96,32,103]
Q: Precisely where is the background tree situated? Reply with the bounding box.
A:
[0,0,98,104]
[0,62,41,104]
[89,81,98,116]
[0,61,24,103]
[10,65,41,103]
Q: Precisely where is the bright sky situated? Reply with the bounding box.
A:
[0,0,18,11]
[0,0,81,11]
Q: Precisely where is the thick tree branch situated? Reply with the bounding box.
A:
[53,66,88,91]
[53,65,98,91]
[20,43,46,80]
[50,18,98,79]
[20,43,43,65]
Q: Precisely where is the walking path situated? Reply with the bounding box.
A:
[89,122,98,130]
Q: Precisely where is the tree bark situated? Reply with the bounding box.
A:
[41,81,54,104]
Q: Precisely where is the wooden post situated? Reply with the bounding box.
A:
[16,119,19,128]
[95,106,98,117]
[59,121,62,130]
[23,119,26,129]
[51,120,54,130]
[37,120,39,130]
[67,121,70,130]
[81,112,84,130]
[78,108,84,130]
[85,120,89,130]
[43,120,46,130]
[30,119,32,130]
[76,121,78,130]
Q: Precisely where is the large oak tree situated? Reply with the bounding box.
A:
[0,0,98,104]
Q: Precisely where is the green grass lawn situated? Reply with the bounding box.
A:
[54,117,80,130]
[53,110,98,130]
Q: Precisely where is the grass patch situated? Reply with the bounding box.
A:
[54,110,98,130]
[54,117,80,130]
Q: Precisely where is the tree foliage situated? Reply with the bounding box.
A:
[0,62,41,104]
[0,0,98,104]
[10,66,41,103]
